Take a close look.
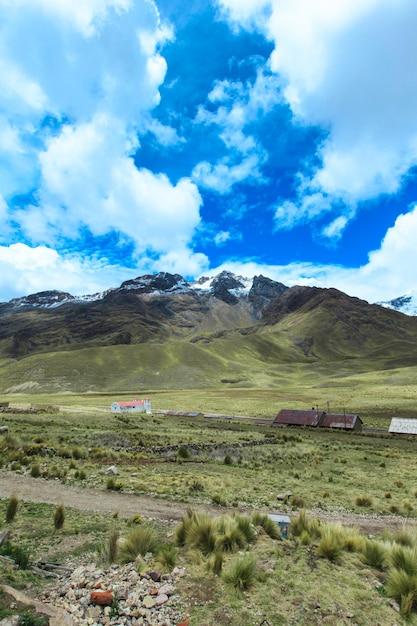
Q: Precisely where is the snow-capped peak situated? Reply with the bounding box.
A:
[377,291,417,316]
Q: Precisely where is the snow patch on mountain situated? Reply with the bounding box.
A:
[377,291,417,316]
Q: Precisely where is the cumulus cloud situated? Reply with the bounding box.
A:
[207,204,417,302]
[0,243,132,299]
[192,68,281,193]
[217,0,417,236]
[0,0,203,272]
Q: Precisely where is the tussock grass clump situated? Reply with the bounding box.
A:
[386,544,417,576]
[118,526,159,564]
[343,527,364,553]
[354,495,373,507]
[251,512,281,540]
[30,462,41,478]
[290,510,321,540]
[98,528,120,564]
[235,515,257,543]
[53,503,65,531]
[106,477,124,491]
[154,543,178,572]
[177,445,190,459]
[361,539,387,570]
[393,528,415,547]
[317,524,344,562]
[5,493,19,523]
[222,554,256,597]
[185,514,217,556]
[291,495,306,509]
[215,516,247,553]
[385,569,417,616]
[205,551,224,575]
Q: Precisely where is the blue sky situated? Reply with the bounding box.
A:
[1,0,417,303]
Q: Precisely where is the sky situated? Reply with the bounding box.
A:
[1,0,417,304]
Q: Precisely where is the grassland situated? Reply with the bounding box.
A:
[1,382,417,624]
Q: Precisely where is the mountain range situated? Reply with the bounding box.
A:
[1,271,417,393]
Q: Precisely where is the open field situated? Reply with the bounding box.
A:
[1,385,417,624]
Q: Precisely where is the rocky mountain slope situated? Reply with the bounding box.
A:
[0,271,416,392]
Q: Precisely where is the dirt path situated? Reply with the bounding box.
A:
[0,470,415,534]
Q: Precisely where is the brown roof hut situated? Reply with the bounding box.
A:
[272,409,325,428]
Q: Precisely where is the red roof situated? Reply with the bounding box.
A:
[272,409,324,427]
[320,414,361,430]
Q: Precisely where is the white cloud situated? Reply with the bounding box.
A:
[0,243,132,299]
[217,0,417,235]
[0,0,205,270]
[207,204,417,303]
[192,68,280,193]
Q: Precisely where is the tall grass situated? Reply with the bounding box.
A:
[118,526,159,564]
[317,524,344,562]
[251,512,281,540]
[5,493,19,523]
[222,554,256,597]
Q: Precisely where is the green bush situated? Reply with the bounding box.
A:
[222,554,256,596]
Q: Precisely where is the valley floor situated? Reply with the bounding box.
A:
[0,470,415,536]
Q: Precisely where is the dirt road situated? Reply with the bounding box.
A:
[0,470,415,534]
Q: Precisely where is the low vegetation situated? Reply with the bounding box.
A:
[1,385,417,623]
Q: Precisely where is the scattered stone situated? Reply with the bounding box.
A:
[106,465,118,475]
[41,560,186,625]
[90,590,114,606]
[148,570,162,582]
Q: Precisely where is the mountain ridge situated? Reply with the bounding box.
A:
[1,271,417,393]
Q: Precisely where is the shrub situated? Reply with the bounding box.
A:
[385,492,392,499]
[222,554,256,596]
[389,504,400,514]
[394,480,405,488]
[224,454,233,466]
[53,503,65,530]
[317,524,344,562]
[6,493,19,523]
[118,526,159,564]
